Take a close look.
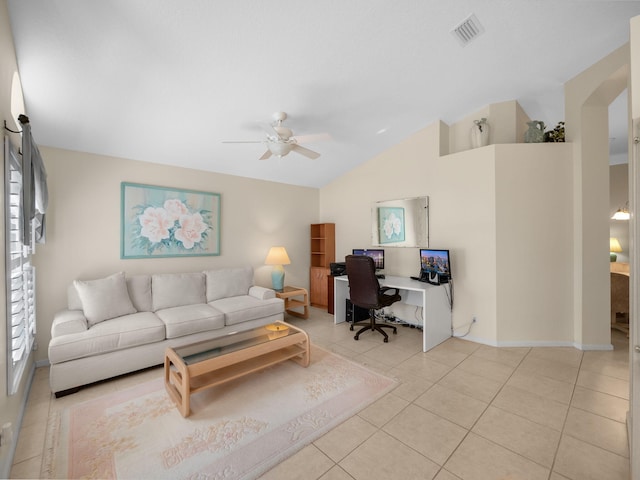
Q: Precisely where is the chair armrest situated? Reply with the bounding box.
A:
[249,285,276,300]
[51,310,88,337]
[380,286,400,296]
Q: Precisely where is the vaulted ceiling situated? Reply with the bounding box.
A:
[7,1,640,187]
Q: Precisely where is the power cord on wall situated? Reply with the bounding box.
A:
[444,279,454,311]
[452,316,476,338]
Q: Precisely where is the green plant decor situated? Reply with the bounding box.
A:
[544,121,565,142]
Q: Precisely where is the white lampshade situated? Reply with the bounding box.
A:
[265,247,291,265]
[610,238,622,253]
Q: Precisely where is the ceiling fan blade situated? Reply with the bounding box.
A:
[292,133,332,144]
[291,144,320,160]
[259,149,272,160]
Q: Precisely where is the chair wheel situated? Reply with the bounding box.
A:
[354,335,359,341]
[393,329,397,334]
[384,337,389,343]
[350,325,354,331]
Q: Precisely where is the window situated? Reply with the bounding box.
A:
[5,137,36,396]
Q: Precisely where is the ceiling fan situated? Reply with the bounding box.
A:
[223,112,328,160]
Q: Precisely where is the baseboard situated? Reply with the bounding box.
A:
[572,342,614,351]
[452,335,613,351]
[35,358,50,368]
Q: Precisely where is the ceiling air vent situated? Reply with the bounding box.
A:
[451,13,485,46]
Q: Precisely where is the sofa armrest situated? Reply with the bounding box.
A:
[249,286,276,300]
[51,310,88,337]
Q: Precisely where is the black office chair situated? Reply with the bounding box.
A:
[345,255,401,343]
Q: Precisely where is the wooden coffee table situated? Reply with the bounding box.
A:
[164,321,310,417]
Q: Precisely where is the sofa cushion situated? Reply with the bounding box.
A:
[51,310,88,337]
[48,312,165,364]
[127,275,152,312]
[155,303,225,338]
[210,295,284,326]
[152,273,206,311]
[73,272,137,326]
[205,267,253,302]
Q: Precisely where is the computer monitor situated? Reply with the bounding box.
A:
[419,249,451,280]
[352,249,385,270]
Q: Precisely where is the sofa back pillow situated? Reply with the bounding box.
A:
[152,272,206,311]
[73,272,137,327]
[67,284,82,310]
[205,266,254,302]
[127,275,152,312]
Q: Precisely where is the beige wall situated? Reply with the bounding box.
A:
[565,43,629,347]
[447,100,531,154]
[320,117,577,347]
[32,147,319,363]
[495,144,574,344]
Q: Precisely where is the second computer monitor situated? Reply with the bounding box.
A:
[419,248,451,278]
[352,249,385,270]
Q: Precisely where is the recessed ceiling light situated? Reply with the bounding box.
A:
[451,13,485,47]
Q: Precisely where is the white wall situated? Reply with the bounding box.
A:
[32,147,319,363]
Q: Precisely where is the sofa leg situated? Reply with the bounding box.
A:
[55,386,81,398]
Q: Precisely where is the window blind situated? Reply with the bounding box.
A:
[5,137,36,396]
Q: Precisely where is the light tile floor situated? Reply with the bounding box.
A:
[11,308,631,480]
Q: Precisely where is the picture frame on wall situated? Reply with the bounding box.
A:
[377,206,405,244]
[121,182,221,259]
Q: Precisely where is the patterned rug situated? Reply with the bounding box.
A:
[42,345,396,479]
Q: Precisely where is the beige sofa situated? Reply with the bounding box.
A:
[48,267,284,395]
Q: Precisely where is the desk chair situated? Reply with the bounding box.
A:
[345,255,401,343]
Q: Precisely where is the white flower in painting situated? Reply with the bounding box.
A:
[174,213,207,249]
[139,207,172,243]
[383,213,402,239]
[163,199,189,221]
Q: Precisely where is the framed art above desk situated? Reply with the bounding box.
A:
[334,275,452,352]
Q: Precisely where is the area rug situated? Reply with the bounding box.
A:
[41,345,396,479]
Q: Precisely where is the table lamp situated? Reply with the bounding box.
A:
[610,237,622,262]
[265,246,291,291]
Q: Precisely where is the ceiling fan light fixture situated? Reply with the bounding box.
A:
[612,208,630,220]
[268,142,293,157]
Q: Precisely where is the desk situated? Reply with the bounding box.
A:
[334,275,452,352]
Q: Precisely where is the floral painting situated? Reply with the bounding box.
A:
[378,206,405,244]
[121,182,220,258]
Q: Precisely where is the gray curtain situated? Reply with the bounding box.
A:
[19,115,48,245]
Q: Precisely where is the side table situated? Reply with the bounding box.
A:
[276,286,310,319]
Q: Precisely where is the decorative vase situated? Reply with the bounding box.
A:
[471,118,490,148]
[524,121,546,143]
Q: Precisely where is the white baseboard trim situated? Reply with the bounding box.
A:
[35,358,50,368]
[452,335,613,351]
